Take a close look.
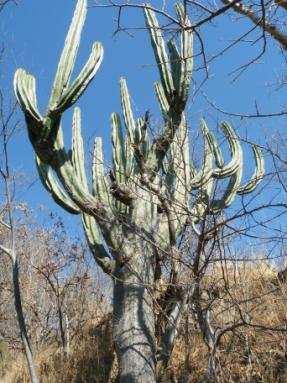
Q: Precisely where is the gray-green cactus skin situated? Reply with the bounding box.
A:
[14,1,264,381]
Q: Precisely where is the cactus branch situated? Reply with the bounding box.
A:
[92,137,111,208]
[49,0,87,109]
[144,3,193,181]
[175,3,193,104]
[144,6,174,101]
[119,78,136,177]
[14,69,42,124]
[82,214,115,274]
[237,145,264,194]
[190,121,214,189]
[55,42,104,113]
[36,156,80,214]
[71,107,88,190]
[212,122,242,179]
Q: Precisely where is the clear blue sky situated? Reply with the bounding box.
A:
[1,1,286,249]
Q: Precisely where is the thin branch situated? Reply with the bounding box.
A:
[222,0,287,50]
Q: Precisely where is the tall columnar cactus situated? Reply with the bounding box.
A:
[14,1,264,381]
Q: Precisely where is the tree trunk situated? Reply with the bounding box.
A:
[13,259,39,383]
[56,297,67,353]
[113,247,156,383]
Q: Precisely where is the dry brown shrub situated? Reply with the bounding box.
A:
[4,261,287,383]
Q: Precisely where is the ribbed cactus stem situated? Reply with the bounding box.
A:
[36,156,80,215]
[154,82,169,119]
[14,69,42,125]
[82,213,115,274]
[71,107,88,191]
[237,145,264,194]
[175,3,193,103]
[190,121,214,189]
[212,122,242,178]
[119,78,136,177]
[135,115,150,159]
[203,123,224,169]
[167,40,182,95]
[111,112,126,183]
[92,137,110,207]
[144,5,175,101]
[54,42,103,113]
[48,0,87,109]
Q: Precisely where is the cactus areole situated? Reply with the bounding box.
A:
[14,0,264,381]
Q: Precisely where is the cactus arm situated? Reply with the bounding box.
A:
[156,117,190,240]
[82,214,115,275]
[119,78,135,177]
[45,126,110,225]
[151,3,193,109]
[55,156,113,225]
[71,107,88,190]
[145,108,184,181]
[14,0,102,148]
[133,115,150,175]
[36,156,80,214]
[211,167,243,212]
[155,81,169,117]
[201,177,215,218]
[210,145,243,212]
[190,174,214,224]
[155,82,169,120]
[136,115,150,159]
[55,42,104,113]
[120,78,136,138]
[38,118,115,274]
[15,0,125,277]
[167,116,190,199]
[134,117,142,149]
[212,122,241,179]
[190,120,214,188]
[189,120,245,214]
[167,40,181,95]
[175,3,193,104]
[110,111,134,209]
[111,112,127,183]
[144,6,174,101]
[237,145,264,194]
[14,69,42,124]
[14,1,112,227]
[135,118,143,153]
[92,137,111,207]
[203,125,224,169]
[143,4,193,182]
[48,0,87,109]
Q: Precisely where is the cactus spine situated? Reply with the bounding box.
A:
[14,1,264,381]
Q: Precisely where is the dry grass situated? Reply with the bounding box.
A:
[3,262,287,383]
[2,314,117,383]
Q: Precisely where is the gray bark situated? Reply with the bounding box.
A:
[113,246,156,383]
[192,284,218,382]
[13,259,39,383]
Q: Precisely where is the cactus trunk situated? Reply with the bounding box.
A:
[113,246,156,383]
